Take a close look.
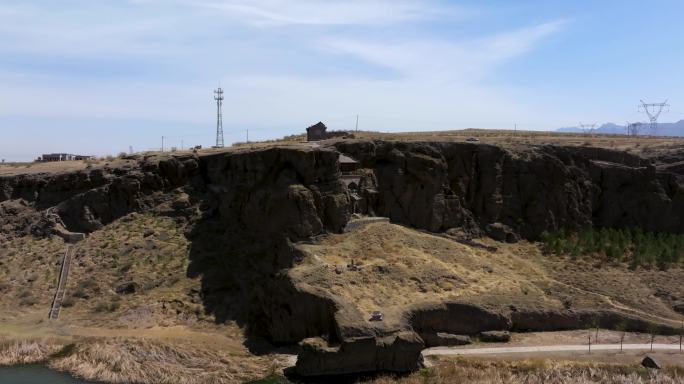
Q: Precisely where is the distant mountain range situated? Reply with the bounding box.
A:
[557,120,684,137]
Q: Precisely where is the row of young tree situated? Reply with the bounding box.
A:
[540,227,684,267]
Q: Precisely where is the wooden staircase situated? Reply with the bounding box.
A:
[48,245,75,320]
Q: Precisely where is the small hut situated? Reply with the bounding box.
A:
[306,122,328,142]
[339,154,359,175]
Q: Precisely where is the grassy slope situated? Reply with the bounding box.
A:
[0,213,277,383]
[293,222,684,329]
[1,213,683,383]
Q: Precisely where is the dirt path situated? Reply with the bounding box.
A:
[548,278,683,326]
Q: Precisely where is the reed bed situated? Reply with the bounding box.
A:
[0,338,63,365]
[49,337,270,384]
[370,359,684,384]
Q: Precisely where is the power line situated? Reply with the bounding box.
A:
[639,99,670,135]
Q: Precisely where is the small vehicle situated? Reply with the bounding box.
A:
[369,311,384,321]
[465,137,480,142]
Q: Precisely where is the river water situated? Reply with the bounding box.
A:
[0,365,91,384]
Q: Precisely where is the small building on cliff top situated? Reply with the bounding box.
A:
[306,122,328,141]
[40,153,94,162]
[306,122,354,142]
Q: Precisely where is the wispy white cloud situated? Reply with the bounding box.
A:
[0,0,570,161]
[142,0,463,26]
[320,20,567,82]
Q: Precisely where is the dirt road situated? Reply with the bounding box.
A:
[423,343,683,357]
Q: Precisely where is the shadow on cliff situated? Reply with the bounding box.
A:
[185,205,340,355]
[185,208,273,352]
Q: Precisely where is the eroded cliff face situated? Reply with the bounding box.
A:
[185,147,351,343]
[1,141,683,377]
[335,140,684,239]
[0,155,201,236]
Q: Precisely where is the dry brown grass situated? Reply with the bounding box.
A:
[49,338,271,384]
[293,222,684,329]
[0,158,137,176]
[348,128,684,153]
[369,359,684,384]
[0,235,66,316]
[294,222,565,325]
[0,337,63,365]
[0,212,201,327]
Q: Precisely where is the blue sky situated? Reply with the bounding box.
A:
[1,0,683,161]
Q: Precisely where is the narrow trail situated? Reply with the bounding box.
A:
[549,279,683,326]
[49,245,75,320]
[45,207,85,321]
[423,343,684,357]
[486,240,683,326]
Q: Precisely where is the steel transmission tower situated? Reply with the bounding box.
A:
[626,122,644,136]
[579,122,597,134]
[639,99,669,135]
[214,86,225,148]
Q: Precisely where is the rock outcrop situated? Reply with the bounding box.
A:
[2,140,684,378]
[335,140,684,238]
[0,155,200,235]
[296,331,424,376]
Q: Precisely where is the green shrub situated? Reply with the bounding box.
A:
[541,227,684,269]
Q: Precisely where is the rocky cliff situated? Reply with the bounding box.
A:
[1,140,683,378]
[335,140,683,239]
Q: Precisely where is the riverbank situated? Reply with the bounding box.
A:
[0,365,91,384]
[0,320,293,384]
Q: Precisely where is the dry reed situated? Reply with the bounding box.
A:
[369,359,684,384]
[0,338,63,365]
[49,338,269,384]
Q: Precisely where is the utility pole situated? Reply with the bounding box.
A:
[129,146,133,155]
[214,86,225,148]
[639,99,669,135]
[161,136,165,152]
[181,139,184,151]
[246,129,249,143]
[355,115,359,132]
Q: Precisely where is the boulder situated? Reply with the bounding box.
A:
[673,302,684,315]
[425,333,471,346]
[479,330,511,342]
[410,301,512,338]
[115,281,140,295]
[485,223,519,243]
[641,356,661,369]
[295,331,424,376]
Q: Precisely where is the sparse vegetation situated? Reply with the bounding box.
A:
[367,359,684,384]
[94,296,121,313]
[541,228,684,268]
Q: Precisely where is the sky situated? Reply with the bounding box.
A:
[1,0,683,161]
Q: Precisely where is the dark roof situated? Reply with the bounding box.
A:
[306,122,327,132]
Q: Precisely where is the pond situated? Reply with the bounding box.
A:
[0,365,91,384]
